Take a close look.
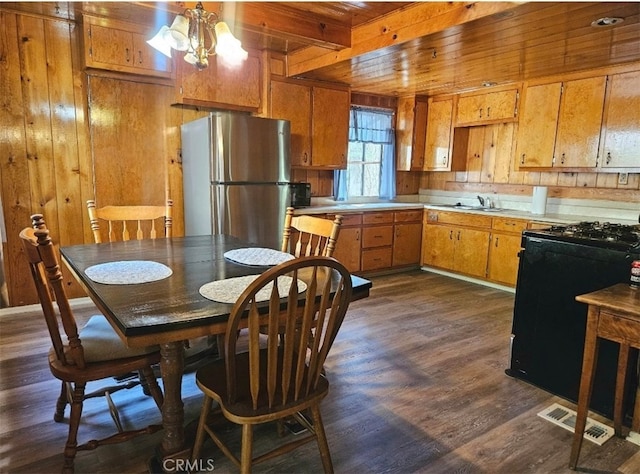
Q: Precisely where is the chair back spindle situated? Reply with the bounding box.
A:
[87,200,173,243]
[281,207,342,258]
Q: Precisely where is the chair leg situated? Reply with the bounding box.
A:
[310,405,334,474]
[192,396,213,462]
[139,366,164,411]
[63,382,86,473]
[240,424,253,474]
[54,381,68,422]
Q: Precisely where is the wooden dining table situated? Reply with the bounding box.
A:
[60,234,372,468]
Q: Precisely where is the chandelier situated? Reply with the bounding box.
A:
[147,2,248,70]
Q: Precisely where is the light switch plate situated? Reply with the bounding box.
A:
[618,173,629,185]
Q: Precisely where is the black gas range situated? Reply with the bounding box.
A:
[525,221,640,252]
[507,220,640,422]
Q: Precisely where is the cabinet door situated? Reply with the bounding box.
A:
[393,222,422,266]
[487,232,522,286]
[554,76,606,168]
[422,224,455,269]
[456,89,518,125]
[396,97,426,171]
[271,81,312,167]
[601,71,640,169]
[311,87,350,168]
[132,32,172,74]
[424,98,453,170]
[332,226,361,272]
[176,52,261,111]
[87,23,133,69]
[515,82,561,168]
[453,228,490,278]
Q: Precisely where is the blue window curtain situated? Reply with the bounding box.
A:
[334,107,396,201]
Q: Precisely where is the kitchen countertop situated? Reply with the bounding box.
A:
[295,201,639,226]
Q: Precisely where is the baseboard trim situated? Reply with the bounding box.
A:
[420,266,515,294]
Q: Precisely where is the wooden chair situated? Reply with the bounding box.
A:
[20,215,164,473]
[281,207,342,258]
[191,256,353,473]
[86,199,172,243]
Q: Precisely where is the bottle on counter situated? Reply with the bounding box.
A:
[631,260,640,289]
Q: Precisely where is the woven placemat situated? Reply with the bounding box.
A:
[199,275,307,304]
[224,248,295,267]
[85,260,172,285]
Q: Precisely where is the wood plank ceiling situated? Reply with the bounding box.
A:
[32,1,640,97]
[277,1,640,96]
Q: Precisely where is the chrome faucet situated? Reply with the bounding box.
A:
[477,195,494,208]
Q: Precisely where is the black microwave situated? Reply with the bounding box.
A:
[290,183,311,208]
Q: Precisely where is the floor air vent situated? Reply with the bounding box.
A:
[537,403,614,446]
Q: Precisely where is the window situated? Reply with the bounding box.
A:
[334,107,396,201]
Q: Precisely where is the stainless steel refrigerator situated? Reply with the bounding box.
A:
[181,112,291,249]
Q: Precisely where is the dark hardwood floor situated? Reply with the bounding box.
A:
[1,270,639,473]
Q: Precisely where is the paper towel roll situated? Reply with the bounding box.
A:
[531,186,548,215]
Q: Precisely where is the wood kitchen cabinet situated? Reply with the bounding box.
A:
[270,79,349,169]
[516,76,606,170]
[600,70,640,170]
[455,88,519,126]
[554,76,606,168]
[393,210,423,267]
[361,212,394,271]
[396,96,427,171]
[487,217,528,286]
[174,49,262,111]
[329,213,362,273]
[422,210,491,278]
[328,209,423,274]
[515,82,562,168]
[82,15,172,78]
[424,96,455,171]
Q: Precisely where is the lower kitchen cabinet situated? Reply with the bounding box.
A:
[327,208,423,274]
[422,210,528,285]
[328,213,362,273]
[487,217,528,286]
[393,210,423,267]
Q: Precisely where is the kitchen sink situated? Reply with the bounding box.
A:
[433,204,504,212]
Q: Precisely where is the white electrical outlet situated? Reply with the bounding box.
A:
[618,173,629,185]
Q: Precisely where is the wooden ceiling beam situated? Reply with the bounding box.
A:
[228,2,352,49]
[286,1,523,77]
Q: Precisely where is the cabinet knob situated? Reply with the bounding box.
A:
[495,237,499,248]
[457,231,461,241]
[449,230,453,240]
[138,50,143,64]
[125,47,131,63]
[561,152,565,164]
[478,108,483,118]
[487,106,491,117]
[303,152,308,163]
[606,151,612,164]
[521,153,525,165]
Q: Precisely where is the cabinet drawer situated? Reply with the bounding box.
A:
[362,248,393,271]
[328,213,362,226]
[394,209,423,223]
[492,218,528,234]
[362,225,393,248]
[363,212,394,225]
[429,211,492,228]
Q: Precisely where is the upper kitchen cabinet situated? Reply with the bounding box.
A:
[423,96,455,171]
[516,76,606,170]
[553,76,606,168]
[455,87,519,126]
[82,15,172,78]
[396,96,427,171]
[270,79,349,169]
[515,82,562,168]
[600,70,640,170]
[422,97,465,171]
[174,49,262,111]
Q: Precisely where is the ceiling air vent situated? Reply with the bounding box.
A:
[591,17,624,27]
